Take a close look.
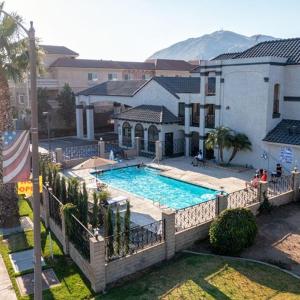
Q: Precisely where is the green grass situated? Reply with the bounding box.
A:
[97,254,300,300]
[0,197,93,300]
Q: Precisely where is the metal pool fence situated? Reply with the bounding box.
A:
[267,175,293,197]
[63,144,99,160]
[49,190,63,228]
[175,198,216,232]
[105,219,164,262]
[227,188,258,209]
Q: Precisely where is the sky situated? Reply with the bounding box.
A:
[6,0,300,61]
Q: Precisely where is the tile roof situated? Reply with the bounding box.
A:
[51,57,155,70]
[113,105,178,124]
[77,80,147,96]
[40,45,78,56]
[263,119,300,146]
[235,38,300,64]
[153,77,200,94]
[211,52,241,60]
[148,59,196,71]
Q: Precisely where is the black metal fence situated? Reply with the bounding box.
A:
[49,190,63,228]
[268,175,293,197]
[68,214,94,262]
[175,199,216,232]
[105,220,164,262]
[227,188,258,209]
[63,144,99,160]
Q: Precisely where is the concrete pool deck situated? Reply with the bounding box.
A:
[64,156,255,224]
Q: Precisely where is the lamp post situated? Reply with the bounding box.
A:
[0,10,42,299]
[43,111,50,153]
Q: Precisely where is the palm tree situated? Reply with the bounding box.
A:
[227,132,252,163]
[0,3,42,227]
[205,126,231,162]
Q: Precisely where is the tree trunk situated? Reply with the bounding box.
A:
[0,72,19,228]
[228,148,238,163]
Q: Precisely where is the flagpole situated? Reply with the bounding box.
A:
[0,9,42,299]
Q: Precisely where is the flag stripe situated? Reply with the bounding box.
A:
[3,131,27,157]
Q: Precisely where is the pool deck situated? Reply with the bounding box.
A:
[64,156,255,224]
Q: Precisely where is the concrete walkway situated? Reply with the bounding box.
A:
[0,254,17,300]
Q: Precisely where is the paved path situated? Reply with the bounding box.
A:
[0,254,17,300]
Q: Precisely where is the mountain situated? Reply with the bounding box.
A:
[148,30,278,61]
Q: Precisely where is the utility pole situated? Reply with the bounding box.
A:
[0,9,42,298]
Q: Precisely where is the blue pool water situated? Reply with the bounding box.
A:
[93,166,218,210]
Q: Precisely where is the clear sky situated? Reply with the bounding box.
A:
[6,0,300,61]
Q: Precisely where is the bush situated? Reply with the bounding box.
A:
[258,191,272,214]
[209,208,257,255]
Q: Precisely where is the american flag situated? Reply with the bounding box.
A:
[2,130,31,184]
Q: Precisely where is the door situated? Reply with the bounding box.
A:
[165,133,174,156]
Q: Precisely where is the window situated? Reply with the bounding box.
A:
[191,103,200,126]
[273,84,280,118]
[18,94,25,104]
[124,74,131,80]
[148,125,159,153]
[135,123,144,150]
[108,73,118,81]
[142,74,151,80]
[178,103,185,125]
[122,122,132,147]
[206,77,216,96]
[205,104,215,128]
[88,73,98,81]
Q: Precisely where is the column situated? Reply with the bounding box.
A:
[131,125,135,148]
[215,74,222,127]
[113,103,121,133]
[86,104,95,140]
[55,148,63,165]
[292,168,300,202]
[76,104,84,139]
[90,236,106,292]
[199,104,206,154]
[144,127,148,152]
[258,181,268,202]
[162,209,176,260]
[118,123,122,147]
[184,104,192,156]
[98,140,105,158]
[216,193,228,216]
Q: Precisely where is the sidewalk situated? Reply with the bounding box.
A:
[0,254,17,300]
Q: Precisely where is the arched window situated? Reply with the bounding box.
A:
[273,84,280,117]
[148,125,159,153]
[122,122,132,147]
[135,123,144,150]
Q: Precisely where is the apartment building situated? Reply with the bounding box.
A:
[76,38,300,171]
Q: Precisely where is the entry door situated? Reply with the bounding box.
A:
[165,133,174,156]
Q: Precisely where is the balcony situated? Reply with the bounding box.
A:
[205,114,215,129]
[36,78,59,89]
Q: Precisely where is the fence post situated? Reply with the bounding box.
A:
[216,193,228,216]
[89,236,106,292]
[61,212,69,255]
[155,141,163,161]
[258,181,268,202]
[43,186,50,228]
[98,140,106,158]
[162,209,176,260]
[292,168,300,202]
[55,147,64,164]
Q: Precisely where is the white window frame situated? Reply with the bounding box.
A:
[108,73,118,81]
[88,72,98,81]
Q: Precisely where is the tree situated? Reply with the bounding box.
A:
[54,174,61,198]
[78,183,88,226]
[227,132,252,163]
[56,83,75,128]
[91,192,99,228]
[60,176,67,204]
[124,201,131,254]
[115,207,121,255]
[37,88,51,134]
[105,206,114,258]
[205,126,232,163]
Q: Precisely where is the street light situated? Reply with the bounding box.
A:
[42,111,51,153]
[0,10,42,300]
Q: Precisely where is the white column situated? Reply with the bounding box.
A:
[86,105,95,140]
[118,123,122,147]
[185,134,191,157]
[199,105,205,153]
[144,127,148,152]
[76,104,84,139]
[131,124,135,148]
[215,75,222,127]
[184,104,191,156]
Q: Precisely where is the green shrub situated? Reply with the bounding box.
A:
[258,191,272,214]
[209,208,257,255]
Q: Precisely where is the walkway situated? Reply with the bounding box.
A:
[0,254,17,300]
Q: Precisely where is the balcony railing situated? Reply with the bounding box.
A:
[178,115,185,125]
[36,78,59,89]
[191,115,200,127]
[205,114,215,128]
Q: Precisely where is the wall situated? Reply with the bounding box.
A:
[106,243,166,284]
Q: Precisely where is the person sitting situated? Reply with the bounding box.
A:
[192,150,205,166]
[245,174,259,189]
[271,163,282,181]
[261,169,268,182]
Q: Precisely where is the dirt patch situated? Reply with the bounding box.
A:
[191,202,300,275]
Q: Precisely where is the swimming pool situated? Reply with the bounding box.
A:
[93,166,218,210]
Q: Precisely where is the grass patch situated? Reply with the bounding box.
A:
[98,253,300,300]
[0,197,93,300]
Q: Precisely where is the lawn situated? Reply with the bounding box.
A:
[99,253,300,300]
[0,197,93,300]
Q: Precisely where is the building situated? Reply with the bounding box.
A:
[76,38,300,171]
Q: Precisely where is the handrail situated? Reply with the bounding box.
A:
[71,213,95,237]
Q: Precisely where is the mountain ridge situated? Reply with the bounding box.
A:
[148,30,278,61]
